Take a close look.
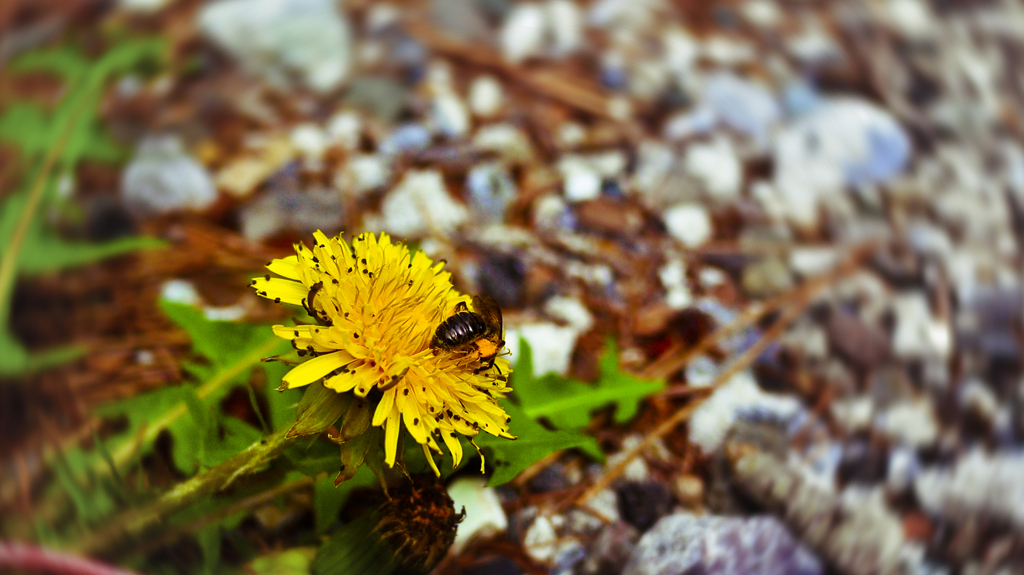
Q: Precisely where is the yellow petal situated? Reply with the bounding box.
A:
[282,351,352,388]
[266,256,301,280]
[441,428,464,469]
[251,277,308,305]
[423,443,440,477]
[384,407,401,466]
[372,387,396,426]
[403,405,427,445]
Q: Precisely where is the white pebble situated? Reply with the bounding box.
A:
[468,75,504,118]
[379,169,468,238]
[198,0,353,93]
[689,371,803,453]
[561,163,602,202]
[448,476,508,554]
[121,134,217,215]
[684,136,742,200]
[335,154,389,198]
[522,515,558,562]
[546,0,583,58]
[788,247,838,277]
[891,292,952,360]
[432,92,471,138]
[544,296,595,332]
[161,279,202,306]
[659,258,693,309]
[501,3,547,63]
[663,204,713,248]
[325,111,361,150]
[506,323,580,377]
[290,123,328,167]
[876,400,938,448]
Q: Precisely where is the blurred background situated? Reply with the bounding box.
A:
[2,0,1024,574]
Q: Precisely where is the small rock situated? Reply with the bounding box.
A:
[543,296,594,332]
[325,111,361,151]
[915,450,1024,529]
[473,124,537,164]
[532,194,577,232]
[335,154,389,198]
[431,0,490,41]
[773,98,911,226]
[562,163,603,202]
[506,323,580,377]
[789,247,838,277]
[468,75,504,117]
[478,252,527,308]
[825,308,891,371]
[887,446,920,493]
[622,513,823,575]
[658,258,692,310]
[663,107,718,141]
[215,136,296,198]
[616,481,673,531]
[431,92,471,138]
[121,134,217,215]
[576,522,639,575]
[379,124,432,157]
[448,476,509,554]
[379,169,468,238]
[239,187,344,242]
[891,292,952,361]
[546,0,584,58]
[741,257,793,298]
[663,204,713,248]
[342,76,410,124]
[161,279,202,306]
[688,371,804,454]
[500,3,546,63]
[684,136,742,201]
[672,473,705,508]
[830,396,874,435]
[701,72,781,147]
[198,0,353,93]
[466,163,517,222]
[875,399,939,449]
[522,515,558,562]
[290,123,328,169]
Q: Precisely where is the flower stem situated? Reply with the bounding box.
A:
[71,428,298,558]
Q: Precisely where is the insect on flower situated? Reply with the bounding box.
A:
[430,294,505,374]
[250,231,516,477]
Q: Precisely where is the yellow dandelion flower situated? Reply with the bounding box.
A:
[251,230,515,475]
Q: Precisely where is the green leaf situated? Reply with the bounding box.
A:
[513,338,665,429]
[91,301,289,479]
[0,37,168,379]
[312,511,399,575]
[246,547,317,575]
[476,400,596,486]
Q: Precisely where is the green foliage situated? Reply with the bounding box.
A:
[246,547,317,575]
[94,301,290,475]
[477,400,596,486]
[477,338,665,484]
[312,511,397,575]
[513,337,665,428]
[0,38,167,377]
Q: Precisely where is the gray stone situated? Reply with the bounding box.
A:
[622,513,822,575]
